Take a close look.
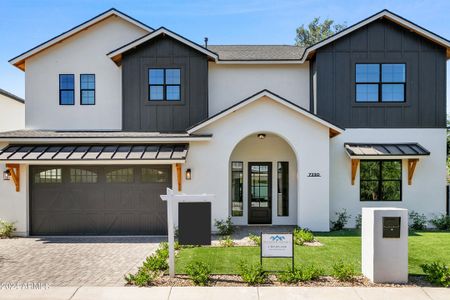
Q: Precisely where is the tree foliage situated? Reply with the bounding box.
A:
[295,17,347,47]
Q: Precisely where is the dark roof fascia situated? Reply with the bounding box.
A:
[0,89,25,103]
[107,26,219,58]
[187,89,345,131]
[344,142,431,156]
[9,8,154,63]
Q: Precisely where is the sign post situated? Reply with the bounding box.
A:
[260,233,294,271]
[160,188,215,278]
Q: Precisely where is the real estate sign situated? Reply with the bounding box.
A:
[261,233,293,258]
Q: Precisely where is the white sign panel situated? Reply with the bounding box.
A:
[261,233,293,258]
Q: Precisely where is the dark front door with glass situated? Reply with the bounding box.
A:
[248,162,272,224]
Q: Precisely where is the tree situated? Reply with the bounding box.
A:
[295,17,347,47]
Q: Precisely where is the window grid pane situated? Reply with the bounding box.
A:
[382,64,405,82]
[277,162,289,217]
[70,168,98,183]
[141,167,169,183]
[360,160,401,201]
[356,64,380,83]
[35,168,62,184]
[356,84,379,102]
[231,161,243,217]
[106,168,134,183]
[148,68,181,101]
[382,84,405,102]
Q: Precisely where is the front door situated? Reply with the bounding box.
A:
[248,162,272,224]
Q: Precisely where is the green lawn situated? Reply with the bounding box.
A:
[175,231,450,275]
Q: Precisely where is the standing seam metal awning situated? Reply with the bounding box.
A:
[0,144,189,162]
[344,143,430,158]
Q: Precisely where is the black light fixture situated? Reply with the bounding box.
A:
[257,133,266,139]
[185,168,192,180]
[3,169,11,180]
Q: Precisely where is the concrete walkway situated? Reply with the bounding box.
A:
[0,286,448,300]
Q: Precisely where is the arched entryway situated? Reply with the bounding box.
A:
[229,132,298,225]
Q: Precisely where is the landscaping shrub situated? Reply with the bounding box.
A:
[124,268,157,287]
[142,243,169,272]
[421,261,450,287]
[409,211,428,230]
[0,219,16,239]
[248,233,261,246]
[238,262,267,285]
[185,261,211,286]
[331,260,356,281]
[330,209,350,231]
[354,214,362,229]
[219,235,235,247]
[293,228,315,245]
[429,214,450,230]
[214,217,234,235]
[277,264,323,283]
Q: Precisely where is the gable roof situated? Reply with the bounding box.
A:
[300,9,450,62]
[0,88,24,104]
[208,45,305,62]
[187,89,344,137]
[108,27,219,64]
[9,8,153,71]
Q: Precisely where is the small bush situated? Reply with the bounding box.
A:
[332,260,356,281]
[429,214,450,230]
[330,209,351,231]
[354,214,362,229]
[409,211,428,230]
[214,217,234,235]
[277,264,323,283]
[238,262,267,285]
[0,219,16,239]
[293,228,315,244]
[248,233,261,246]
[185,261,211,286]
[141,243,169,272]
[421,261,450,287]
[219,235,235,247]
[125,268,156,287]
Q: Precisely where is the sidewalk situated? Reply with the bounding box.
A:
[0,286,449,300]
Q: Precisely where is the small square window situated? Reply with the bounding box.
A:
[148,68,181,101]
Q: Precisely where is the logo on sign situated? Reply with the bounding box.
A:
[270,235,286,242]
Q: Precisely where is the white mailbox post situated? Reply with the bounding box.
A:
[362,207,408,283]
[160,188,215,278]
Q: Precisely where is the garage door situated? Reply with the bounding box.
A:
[30,165,171,235]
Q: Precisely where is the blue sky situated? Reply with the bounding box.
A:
[1,0,449,108]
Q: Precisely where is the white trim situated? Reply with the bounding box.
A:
[300,10,450,62]
[187,90,343,134]
[0,160,185,165]
[108,27,219,61]
[0,137,212,143]
[9,9,152,67]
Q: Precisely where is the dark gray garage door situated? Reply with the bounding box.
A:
[30,165,170,235]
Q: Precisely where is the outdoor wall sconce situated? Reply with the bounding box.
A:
[185,168,192,180]
[3,169,11,180]
[257,133,266,139]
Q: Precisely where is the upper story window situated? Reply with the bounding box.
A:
[148,68,181,101]
[80,74,95,105]
[356,64,406,103]
[59,74,74,105]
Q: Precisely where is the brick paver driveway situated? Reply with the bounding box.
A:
[0,236,164,286]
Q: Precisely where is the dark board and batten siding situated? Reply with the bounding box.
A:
[314,18,447,128]
[122,35,209,132]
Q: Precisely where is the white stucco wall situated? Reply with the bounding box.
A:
[0,95,24,131]
[183,96,331,231]
[330,128,447,227]
[208,63,310,116]
[0,158,29,236]
[229,134,298,225]
[25,16,148,130]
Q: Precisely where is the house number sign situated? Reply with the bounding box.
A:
[307,172,321,177]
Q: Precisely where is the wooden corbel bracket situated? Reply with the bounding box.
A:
[5,163,20,192]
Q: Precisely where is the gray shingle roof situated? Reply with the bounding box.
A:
[0,88,25,104]
[0,130,210,139]
[208,45,305,61]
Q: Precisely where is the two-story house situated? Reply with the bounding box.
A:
[0,9,447,236]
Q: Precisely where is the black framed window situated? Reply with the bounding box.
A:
[356,64,405,103]
[277,162,289,216]
[59,74,74,105]
[80,74,95,105]
[360,160,402,201]
[231,162,243,217]
[148,68,181,101]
